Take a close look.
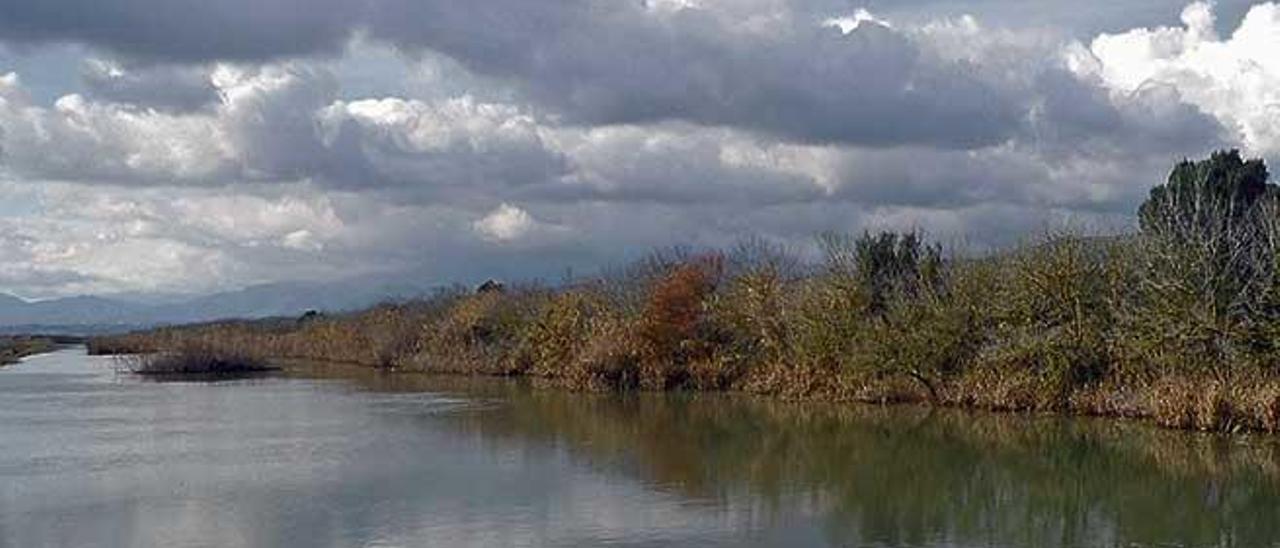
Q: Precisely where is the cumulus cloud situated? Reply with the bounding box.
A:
[0,181,361,296]
[473,204,537,242]
[0,72,233,183]
[0,64,567,194]
[317,96,567,192]
[0,1,1030,147]
[1076,1,1280,157]
[374,2,1029,148]
[549,124,824,205]
[0,2,1271,298]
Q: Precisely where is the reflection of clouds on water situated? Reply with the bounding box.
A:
[0,350,806,548]
[364,393,477,417]
[4,349,1280,547]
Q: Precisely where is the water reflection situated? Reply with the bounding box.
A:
[310,364,1280,548]
[2,350,1279,548]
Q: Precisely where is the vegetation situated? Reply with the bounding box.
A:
[90,150,1280,432]
[0,336,58,365]
[118,340,275,376]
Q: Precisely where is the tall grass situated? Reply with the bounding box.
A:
[89,151,1280,432]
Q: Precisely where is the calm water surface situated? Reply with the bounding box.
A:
[3,348,1280,548]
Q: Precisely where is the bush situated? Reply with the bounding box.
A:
[411,287,546,374]
[512,290,607,377]
[635,254,726,389]
[122,341,272,376]
[972,235,1118,408]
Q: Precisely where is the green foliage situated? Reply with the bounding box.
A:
[819,230,943,315]
[978,236,1119,406]
[1139,150,1273,237]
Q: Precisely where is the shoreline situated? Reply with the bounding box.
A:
[263,353,1275,435]
[0,337,62,366]
[84,149,1280,438]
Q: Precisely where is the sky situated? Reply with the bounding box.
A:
[0,0,1277,299]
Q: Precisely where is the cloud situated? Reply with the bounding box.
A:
[317,96,567,192]
[0,181,363,297]
[0,0,361,62]
[0,64,567,194]
[824,10,893,33]
[548,124,824,206]
[371,2,1029,148]
[0,72,234,183]
[1077,1,1280,158]
[0,1,1265,151]
[473,204,537,242]
[0,2,1269,299]
[80,59,219,112]
[0,1,1037,148]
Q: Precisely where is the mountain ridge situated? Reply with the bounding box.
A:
[0,276,440,332]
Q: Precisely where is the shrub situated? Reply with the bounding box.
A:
[413,287,546,374]
[122,341,272,376]
[974,235,1118,407]
[566,315,643,390]
[512,290,606,377]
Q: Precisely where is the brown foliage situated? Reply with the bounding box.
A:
[79,221,1280,434]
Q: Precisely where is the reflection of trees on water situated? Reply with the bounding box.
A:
[337,367,1280,548]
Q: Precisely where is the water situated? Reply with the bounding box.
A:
[4,348,1280,548]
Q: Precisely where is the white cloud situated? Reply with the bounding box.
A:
[823,9,891,34]
[80,59,219,111]
[1077,1,1280,156]
[0,182,360,296]
[473,203,537,242]
[0,73,233,183]
[0,62,566,193]
[644,0,701,14]
[317,95,565,190]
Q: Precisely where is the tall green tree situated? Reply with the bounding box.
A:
[1138,149,1273,236]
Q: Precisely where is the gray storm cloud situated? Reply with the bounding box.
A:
[0,1,1275,298]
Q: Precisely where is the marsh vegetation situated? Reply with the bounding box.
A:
[0,336,57,365]
[115,341,275,377]
[91,151,1280,431]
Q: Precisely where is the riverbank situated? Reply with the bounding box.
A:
[87,151,1280,433]
[0,336,60,366]
[85,229,1280,433]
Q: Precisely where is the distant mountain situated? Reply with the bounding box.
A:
[146,278,435,324]
[0,294,145,327]
[0,275,441,332]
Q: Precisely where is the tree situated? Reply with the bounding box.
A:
[1138,149,1273,237]
[1129,151,1279,372]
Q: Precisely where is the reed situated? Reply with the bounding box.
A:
[120,340,274,376]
